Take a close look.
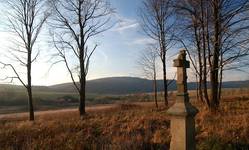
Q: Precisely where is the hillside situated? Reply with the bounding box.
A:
[1,77,249,95]
[49,77,249,94]
[49,77,174,94]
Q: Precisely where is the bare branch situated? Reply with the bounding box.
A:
[0,62,27,88]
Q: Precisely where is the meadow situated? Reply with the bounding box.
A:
[0,84,106,114]
[0,88,249,149]
[0,85,248,114]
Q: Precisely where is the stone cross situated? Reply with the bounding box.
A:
[167,49,198,150]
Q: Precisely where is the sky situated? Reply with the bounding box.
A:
[0,0,248,86]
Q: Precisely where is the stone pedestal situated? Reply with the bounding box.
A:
[167,50,198,150]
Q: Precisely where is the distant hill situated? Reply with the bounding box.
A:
[49,77,175,94]
[49,77,249,95]
[1,77,249,95]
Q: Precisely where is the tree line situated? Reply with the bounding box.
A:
[138,0,249,111]
[0,0,248,121]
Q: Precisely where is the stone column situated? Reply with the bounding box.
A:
[167,49,198,150]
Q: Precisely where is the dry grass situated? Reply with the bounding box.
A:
[194,99,249,149]
[0,95,249,149]
[0,103,171,150]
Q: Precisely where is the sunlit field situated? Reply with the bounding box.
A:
[0,88,248,150]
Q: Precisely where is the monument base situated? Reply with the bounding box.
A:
[169,116,196,150]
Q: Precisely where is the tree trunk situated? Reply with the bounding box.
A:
[218,67,223,101]
[153,68,158,109]
[210,0,220,111]
[79,54,86,116]
[195,74,199,101]
[210,68,219,110]
[194,26,204,103]
[162,58,168,106]
[79,76,86,116]
[79,40,86,116]
[160,23,168,107]
[218,50,223,101]
[203,50,210,107]
[27,86,34,121]
[198,77,204,103]
[27,51,34,121]
[201,0,210,107]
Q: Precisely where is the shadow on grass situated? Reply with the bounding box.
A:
[198,136,249,150]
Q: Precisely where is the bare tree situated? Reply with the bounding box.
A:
[138,46,159,109]
[0,0,49,121]
[175,0,249,111]
[174,0,210,106]
[139,0,175,107]
[49,0,114,116]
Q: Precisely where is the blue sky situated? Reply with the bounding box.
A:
[87,0,178,81]
[85,0,249,83]
[0,0,248,86]
[88,0,150,78]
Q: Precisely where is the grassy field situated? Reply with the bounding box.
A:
[0,85,249,114]
[0,102,248,149]
[0,84,111,114]
[0,88,249,149]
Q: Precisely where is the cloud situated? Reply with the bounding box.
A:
[125,37,156,46]
[115,22,139,32]
[112,15,140,33]
[131,37,156,45]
